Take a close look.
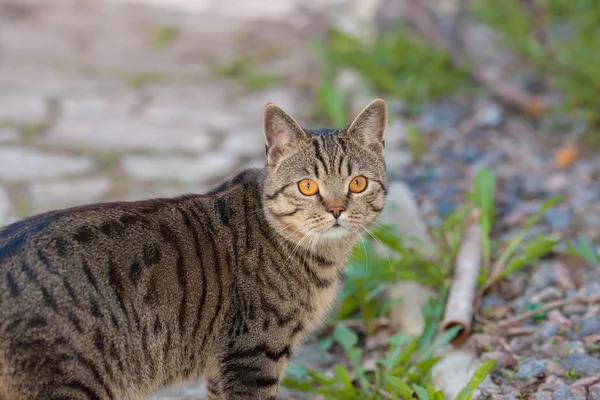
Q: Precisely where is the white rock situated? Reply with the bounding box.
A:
[219,131,264,159]
[388,281,437,335]
[379,181,439,333]
[0,186,11,226]
[47,118,212,154]
[0,128,19,143]
[0,147,95,182]
[122,154,239,184]
[431,339,498,400]
[0,95,47,123]
[29,177,112,213]
[381,181,435,251]
[61,94,139,119]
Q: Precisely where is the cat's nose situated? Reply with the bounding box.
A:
[327,206,346,219]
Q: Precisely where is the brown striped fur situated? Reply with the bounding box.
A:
[0,99,388,399]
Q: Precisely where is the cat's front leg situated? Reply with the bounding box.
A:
[216,347,289,400]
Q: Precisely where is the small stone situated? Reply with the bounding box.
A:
[0,95,47,123]
[417,103,466,133]
[544,208,572,229]
[552,386,573,400]
[589,383,600,400]
[562,304,587,316]
[0,147,94,182]
[577,283,600,298]
[577,317,600,338]
[560,354,600,375]
[545,361,566,376]
[521,177,546,198]
[546,375,567,386]
[545,173,570,192]
[538,322,559,339]
[0,128,19,143]
[516,357,547,379]
[531,287,564,303]
[477,103,503,127]
[385,149,412,176]
[570,386,587,399]
[471,334,496,350]
[567,341,587,356]
[535,392,552,400]
[29,177,111,213]
[122,154,238,184]
[482,295,506,307]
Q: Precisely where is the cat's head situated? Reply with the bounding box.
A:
[262,99,388,241]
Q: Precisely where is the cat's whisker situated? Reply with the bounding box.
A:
[359,224,395,273]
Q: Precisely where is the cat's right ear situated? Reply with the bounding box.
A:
[262,103,307,165]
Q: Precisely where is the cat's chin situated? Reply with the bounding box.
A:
[320,224,355,240]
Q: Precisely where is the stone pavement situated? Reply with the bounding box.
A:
[0,0,320,398]
[0,0,319,226]
[0,1,411,398]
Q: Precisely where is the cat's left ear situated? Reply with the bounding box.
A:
[345,98,388,154]
[263,103,308,165]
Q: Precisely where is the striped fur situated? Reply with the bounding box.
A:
[0,99,388,399]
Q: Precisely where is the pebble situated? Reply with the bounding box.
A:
[577,283,600,298]
[417,103,465,132]
[545,361,566,376]
[477,103,503,127]
[531,287,564,304]
[577,317,600,338]
[482,295,506,307]
[538,322,559,339]
[535,392,552,400]
[516,357,547,379]
[552,386,575,400]
[562,304,587,316]
[567,340,587,355]
[560,354,600,375]
[590,384,600,400]
[544,208,572,229]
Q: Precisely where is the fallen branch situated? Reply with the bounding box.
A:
[486,296,600,331]
[441,209,482,346]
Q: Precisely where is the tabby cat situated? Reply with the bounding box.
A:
[0,99,388,400]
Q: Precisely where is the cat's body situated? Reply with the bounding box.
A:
[0,100,388,400]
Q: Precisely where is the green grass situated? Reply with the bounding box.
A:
[281,166,565,399]
[311,2,600,144]
[471,0,600,145]
[209,54,277,92]
[150,25,178,49]
[310,24,468,126]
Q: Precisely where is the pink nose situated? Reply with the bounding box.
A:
[327,206,346,218]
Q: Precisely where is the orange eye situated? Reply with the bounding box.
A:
[349,176,367,193]
[298,179,319,196]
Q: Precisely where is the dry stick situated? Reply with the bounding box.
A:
[440,209,482,346]
[488,296,600,330]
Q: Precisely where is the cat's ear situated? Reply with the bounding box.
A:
[345,98,388,154]
[262,103,307,165]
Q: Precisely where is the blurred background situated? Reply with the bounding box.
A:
[1,0,599,398]
[0,0,598,239]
